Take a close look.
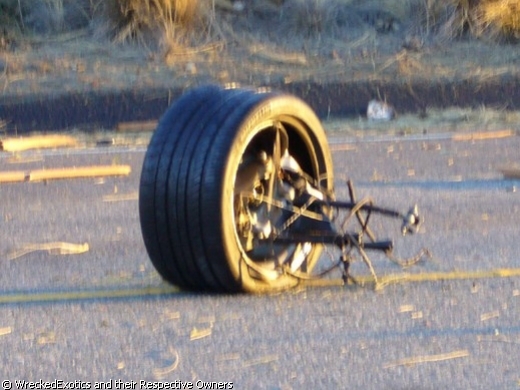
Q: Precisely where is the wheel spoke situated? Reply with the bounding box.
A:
[266,123,285,213]
[273,122,284,174]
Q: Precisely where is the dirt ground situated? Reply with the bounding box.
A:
[1,2,519,133]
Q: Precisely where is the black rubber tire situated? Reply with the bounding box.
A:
[139,85,334,293]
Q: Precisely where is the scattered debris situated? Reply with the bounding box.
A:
[36,331,57,345]
[0,135,77,152]
[367,99,395,121]
[102,192,139,202]
[216,353,240,362]
[383,350,469,369]
[189,327,212,341]
[7,242,90,260]
[0,165,131,183]
[398,305,414,313]
[0,171,26,183]
[0,327,12,336]
[164,311,180,320]
[153,348,180,379]
[242,354,278,368]
[480,310,500,321]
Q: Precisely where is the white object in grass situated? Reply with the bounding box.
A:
[367,99,395,121]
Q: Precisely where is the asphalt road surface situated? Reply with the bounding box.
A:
[0,130,519,389]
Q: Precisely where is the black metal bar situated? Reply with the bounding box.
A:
[273,233,393,252]
[318,200,403,219]
[363,240,393,251]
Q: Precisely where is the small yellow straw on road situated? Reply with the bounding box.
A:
[0,135,77,152]
[0,165,131,183]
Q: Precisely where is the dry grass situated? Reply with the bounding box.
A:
[0,0,215,65]
[98,0,207,45]
[417,0,520,43]
[473,0,520,42]
[2,0,518,47]
[0,0,209,45]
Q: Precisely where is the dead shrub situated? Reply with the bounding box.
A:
[416,0,520,43]
[97,0,208,47]
[473,0,520,42]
